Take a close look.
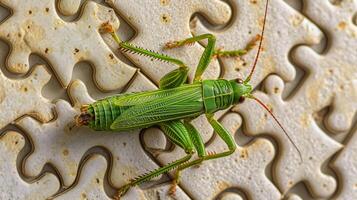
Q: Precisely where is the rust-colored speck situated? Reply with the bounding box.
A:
[109,53,114,59]
[338,21,347,30]
[63,149,69,156]
[161,14,171,24]
[74,48,80,54]
[160,0,170,6]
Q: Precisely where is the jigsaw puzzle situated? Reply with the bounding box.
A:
[0,0,136,91]
[0,131,60,199]
[0,0,356,199]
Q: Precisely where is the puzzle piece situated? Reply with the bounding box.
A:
[0,0,136,90]
[141,184,191,200]
[293,0,357,132]
[233,75,343,198]
[219,192,243,200]
[0,131,60,199]
[16,76,160,187]
[54,154,190,200]
[57,0,81,16]
[105,0,231,83]
[191,0,323,86]
[0,64,53,130]
[143,112,281,199]
[331,129,357,200]
[286,193,302,200]
[54,155,112,200]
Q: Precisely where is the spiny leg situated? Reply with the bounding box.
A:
[114,153,192,199]
[212,34,261,58]
[113,120,196,199]
[100,22,189,89]
[168,114,237,192]
[169,120,206,195]
[165,34,216,83]
[165,34,262,82]
[203,114,237,160]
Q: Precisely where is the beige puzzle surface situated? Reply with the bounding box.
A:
[234,75,343,198]
[331,128,357,200]
[0,0,136,91]
[0,131,59,200]
[0,0,356,200]
[0,65,53,130]
[191,0,323,87]
[295,0,357,133]
[54,154,191,200]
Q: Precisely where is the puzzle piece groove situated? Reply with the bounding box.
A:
[0,0,136,91]
[0,64,53,130]
[234,75,343,198]
[105,0,231,84]
[294,0,357,133]
[0,131,60,199]
[191,0,323,87]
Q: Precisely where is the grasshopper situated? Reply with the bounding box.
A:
[76,0,301,198]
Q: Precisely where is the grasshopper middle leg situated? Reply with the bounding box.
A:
[168,114,237,194]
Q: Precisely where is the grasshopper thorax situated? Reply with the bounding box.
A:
[202,79,252,114]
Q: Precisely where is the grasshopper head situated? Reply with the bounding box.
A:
[230,78,252,104]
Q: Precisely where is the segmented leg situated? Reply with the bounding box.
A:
[204,114,237,160]
[169,120,206,195]
[168,114,237,195]
[212,34,261,58]
[165,34,216,82]
[101,23,189,89]
[114,153,192,199]
[114,120,195,199]
[165,34,261,82]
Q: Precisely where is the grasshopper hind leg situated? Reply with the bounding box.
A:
[168,120,207,195]
[114,120,196,199]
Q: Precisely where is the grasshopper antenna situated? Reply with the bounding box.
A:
[244,0,269,83]
[247,95,303,163]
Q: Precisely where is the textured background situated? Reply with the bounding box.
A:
[0,0,356,199]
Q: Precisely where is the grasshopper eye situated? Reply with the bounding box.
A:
[238,96,245,103]
[236,78,244,84]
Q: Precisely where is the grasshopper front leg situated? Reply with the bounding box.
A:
[101,23,189,89]
[168,114,237,195]
[169,115,237,195]
[165,34,261,82]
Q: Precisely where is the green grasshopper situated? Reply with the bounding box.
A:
[76,0,301,198]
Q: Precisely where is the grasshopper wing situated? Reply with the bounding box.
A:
[110,85,204,131]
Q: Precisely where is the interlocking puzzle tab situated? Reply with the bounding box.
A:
[191,0,323,87]
[294,0,357,133]
[0,131,60,199]
[0,65,53,130]
[105,0,231,83]
[234,75,343,198]
[0,0,136,91]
